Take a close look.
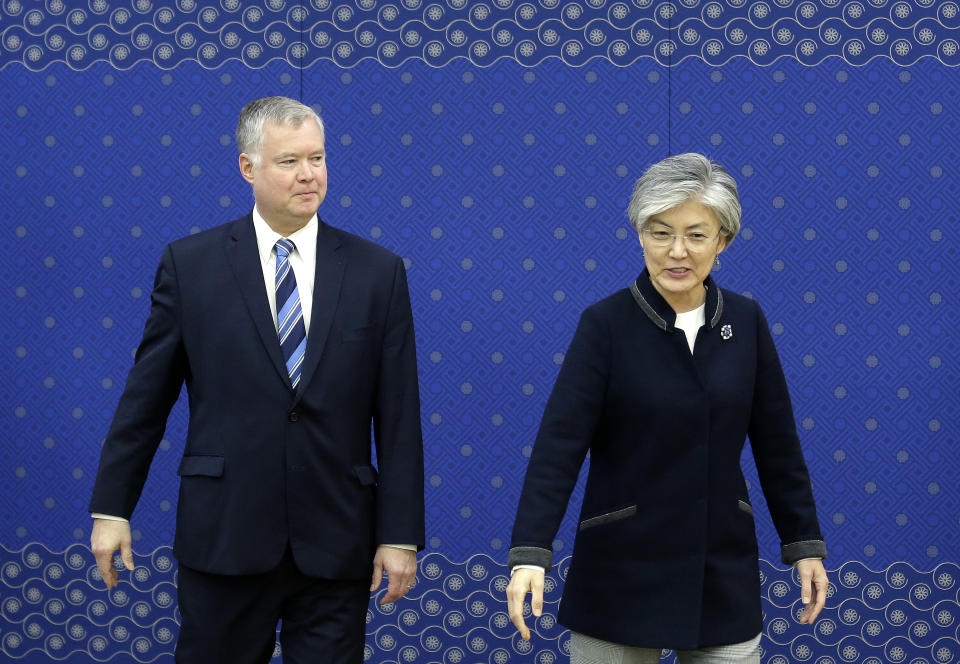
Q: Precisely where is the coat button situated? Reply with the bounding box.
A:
[288,411,298,423]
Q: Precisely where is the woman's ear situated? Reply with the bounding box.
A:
[716,234,729,255]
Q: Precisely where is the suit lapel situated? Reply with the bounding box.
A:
[225,215,292,390]
[295,219,345,399]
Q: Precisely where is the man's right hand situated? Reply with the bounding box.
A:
[506,568,545,641]
[90,518,134,589]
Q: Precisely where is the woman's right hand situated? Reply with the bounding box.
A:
[506,568,545,640]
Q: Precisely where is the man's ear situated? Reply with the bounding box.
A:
[238,153,255,184]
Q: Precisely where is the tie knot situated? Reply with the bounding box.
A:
[276,238,296,258]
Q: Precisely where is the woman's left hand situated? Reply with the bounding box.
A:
[796,558,828,624]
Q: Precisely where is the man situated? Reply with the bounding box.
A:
[88,96,425,663]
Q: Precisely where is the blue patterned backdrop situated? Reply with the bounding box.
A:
[1,1,958,662]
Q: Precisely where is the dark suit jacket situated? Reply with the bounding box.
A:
[509,270,825,649]
[89,214,425,579]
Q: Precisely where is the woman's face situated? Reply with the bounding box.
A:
[638,200,727,312]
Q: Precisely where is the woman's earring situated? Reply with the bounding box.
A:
[714,255,721,267]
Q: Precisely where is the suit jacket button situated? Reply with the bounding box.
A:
[288,411,298,423]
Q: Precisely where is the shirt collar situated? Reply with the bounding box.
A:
[251,206,318,266]
[629,268,724,331]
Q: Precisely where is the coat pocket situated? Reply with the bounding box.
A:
[177,455,224,477]
[579,505,637,531]
[737,499,754,516]
[353,465,379,487]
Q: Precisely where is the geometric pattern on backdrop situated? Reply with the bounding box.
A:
[2,544,959,663]
[2,0,960,70]
[3,54,955,566]
[1,11,957,664]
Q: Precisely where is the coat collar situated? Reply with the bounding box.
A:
[226,212,290,389]
[295,218,345,400]
[629,268,724,331]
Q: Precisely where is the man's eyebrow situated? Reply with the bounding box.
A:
[273,149,324,159]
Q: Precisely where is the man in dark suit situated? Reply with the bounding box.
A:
[88,96,425,663]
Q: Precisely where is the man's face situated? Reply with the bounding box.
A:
[239,120,327,232]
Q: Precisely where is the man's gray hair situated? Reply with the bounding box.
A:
[627,153,741,245]
[236,96,325,168]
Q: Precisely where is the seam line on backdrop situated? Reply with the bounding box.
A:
[299,4,304,101]
[668,9,673,156]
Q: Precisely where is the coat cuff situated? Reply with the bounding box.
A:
[507,546,553,573]
[781,539,827,566]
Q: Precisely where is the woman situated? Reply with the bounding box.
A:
[506,153,828,663]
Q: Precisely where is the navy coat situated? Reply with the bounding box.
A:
[89,214,425,579]
[509,270,825,649]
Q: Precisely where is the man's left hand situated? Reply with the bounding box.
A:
[370,545,417,605]
[797,558,829,624]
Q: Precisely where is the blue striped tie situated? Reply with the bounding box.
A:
[274,239,307,389]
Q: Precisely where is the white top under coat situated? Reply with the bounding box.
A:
[673,303,706,354]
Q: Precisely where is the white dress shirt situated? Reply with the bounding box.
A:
[251,205,316,334]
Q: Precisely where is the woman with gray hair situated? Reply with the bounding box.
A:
[506,153,828,663]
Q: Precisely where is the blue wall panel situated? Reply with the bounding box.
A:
[2,1,958,662]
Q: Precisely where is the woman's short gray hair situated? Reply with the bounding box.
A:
[627,153,741,245]
[236,96,324,168]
